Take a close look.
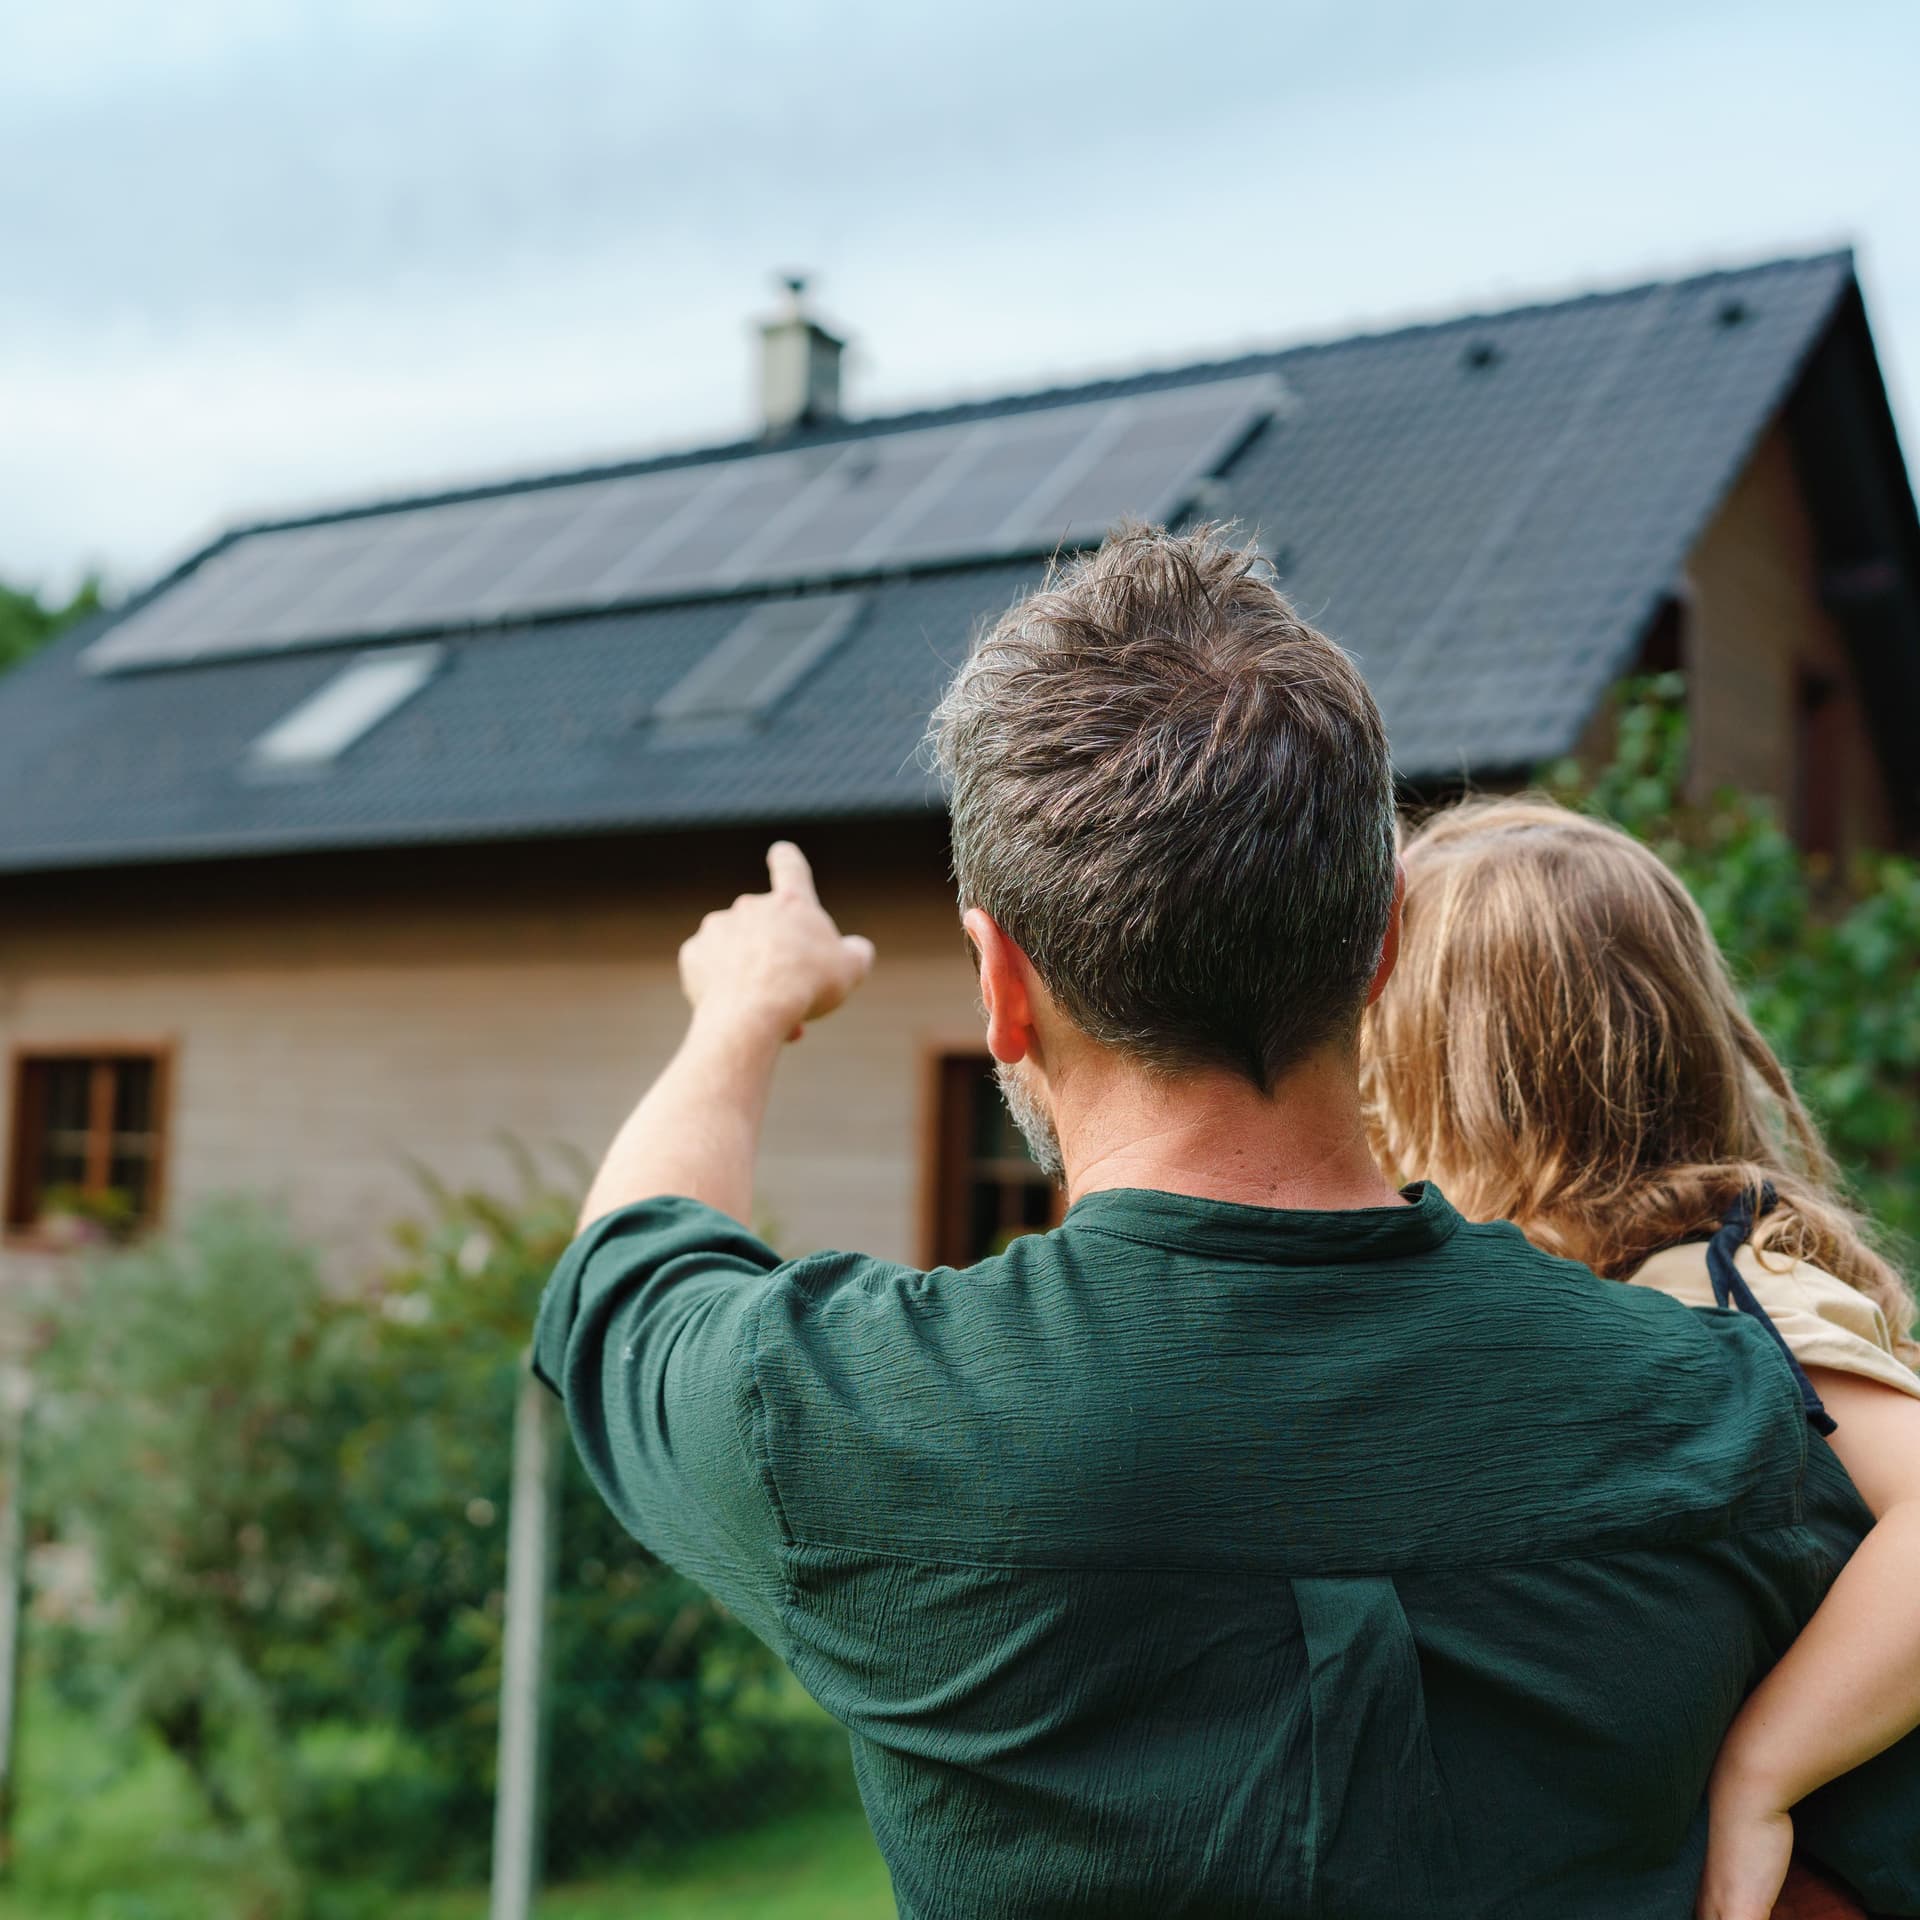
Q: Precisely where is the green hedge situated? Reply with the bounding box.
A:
[29,1164,840,1907]
[1547,674,1920,1270]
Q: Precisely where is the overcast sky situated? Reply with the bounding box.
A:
[5,0,1917,594]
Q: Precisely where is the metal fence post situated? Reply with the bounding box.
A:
[0,1368,32,1882]
[490,1360,562,1920]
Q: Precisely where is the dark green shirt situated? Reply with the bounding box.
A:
[534,1184,1920,1919]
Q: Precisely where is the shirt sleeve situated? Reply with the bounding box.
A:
[532,1196,791,1649]
[1746,1253,1920,1395]
[1631,1246,1920,1403]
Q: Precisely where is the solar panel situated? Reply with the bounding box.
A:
[250,510,491,643]
[742,437,954,579]
[1023,381,1280,547]
[619,451,824,592]
[483,468,730,614]
[367,491,589,631]
[86,374,1284,674]
[869,411,1101,565]
[87,519,381,671]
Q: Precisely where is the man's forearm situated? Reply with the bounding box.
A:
[579,1004,789,1231]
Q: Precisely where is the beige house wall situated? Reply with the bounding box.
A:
[0,827,982,1288]
[5,432,1905,1293]
[1683,423,1892,847]
[1569,423,1893,852]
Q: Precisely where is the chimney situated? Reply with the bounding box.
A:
[757,272,844,435]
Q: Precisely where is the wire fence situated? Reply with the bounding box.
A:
[496,1371,854,1912]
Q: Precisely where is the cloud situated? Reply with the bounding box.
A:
[1,0,1914,587]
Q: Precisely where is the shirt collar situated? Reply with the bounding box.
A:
[1063,1181,1462,1265]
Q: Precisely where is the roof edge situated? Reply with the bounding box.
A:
[171,248,1864,551]
[0,790,951,882]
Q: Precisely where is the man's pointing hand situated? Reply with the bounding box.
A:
[679,841,876,1042]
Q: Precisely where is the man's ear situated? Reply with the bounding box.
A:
[962,908,1039,1065]
[1365,862,1406,1008]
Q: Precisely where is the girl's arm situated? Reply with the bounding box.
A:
[1699,1368,1920,1920]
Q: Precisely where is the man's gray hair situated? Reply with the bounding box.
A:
[929,522,1397,1090]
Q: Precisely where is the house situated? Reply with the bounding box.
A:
[2,252,1916,1283]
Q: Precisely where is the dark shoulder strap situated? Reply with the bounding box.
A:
[1708,1183,1836,1436]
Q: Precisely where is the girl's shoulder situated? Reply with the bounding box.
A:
[1629,1242,1920,1401]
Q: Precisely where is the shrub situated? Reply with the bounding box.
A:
[315,1152,839,1878]
[28,1162,841,1902]
[28,1198,364,1907]
[1547,674,1920,1275]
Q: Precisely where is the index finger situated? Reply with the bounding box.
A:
[766,840,817,901]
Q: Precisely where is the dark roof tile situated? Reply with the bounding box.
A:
[0,252,1865,872]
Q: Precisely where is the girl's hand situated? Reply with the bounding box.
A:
[1696,1794,1793,1920]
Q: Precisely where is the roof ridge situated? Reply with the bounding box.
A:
[1244,245,1855,361]
[206,247,1855,548]
[6,238,1904,881]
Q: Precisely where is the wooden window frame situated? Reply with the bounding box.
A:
[4,1041,174,1248]
[917,1042,1064,1270]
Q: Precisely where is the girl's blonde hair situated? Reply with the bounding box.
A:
[1361,795,1918,1359]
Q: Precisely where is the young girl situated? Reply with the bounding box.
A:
[1360,796,1920,1920]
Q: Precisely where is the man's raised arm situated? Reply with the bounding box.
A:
[530,843,874,1642]
[578,840,874,1233]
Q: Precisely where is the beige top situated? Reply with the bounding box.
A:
[1631,1242,1920,1401]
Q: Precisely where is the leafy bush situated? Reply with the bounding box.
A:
[0,574,105,674]
[1547,674,1920,1270]
[29,1201,359,1837]
[28,1162,843,1905]
[303,1151,838,1880]
[27,1199,361,1912]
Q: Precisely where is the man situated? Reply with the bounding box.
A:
[534,525,1915,1918]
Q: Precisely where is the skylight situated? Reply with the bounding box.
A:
[248,645,442,774]
[652,596,864,732]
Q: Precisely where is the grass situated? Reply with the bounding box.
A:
[0,1675,895,1920]
[395,1803,894,1920]
[0,1674,262,1920]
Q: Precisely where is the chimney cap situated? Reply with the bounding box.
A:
[765,269,841,340]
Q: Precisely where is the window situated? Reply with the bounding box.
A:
[1792,667,1845,860]
[1634,593,1688,676]
[5,1051,169,1239]
[248,645,442,776]
[927,1053,1061,1269]
[650,595,864,738]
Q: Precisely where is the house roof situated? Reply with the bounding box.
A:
[0,249,1904,876]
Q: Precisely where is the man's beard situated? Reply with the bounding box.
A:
[993,1059,1066,1186]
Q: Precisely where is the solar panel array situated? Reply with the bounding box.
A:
[86,375,1285,675]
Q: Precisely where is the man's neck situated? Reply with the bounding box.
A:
[1055,1044,1404,1214]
